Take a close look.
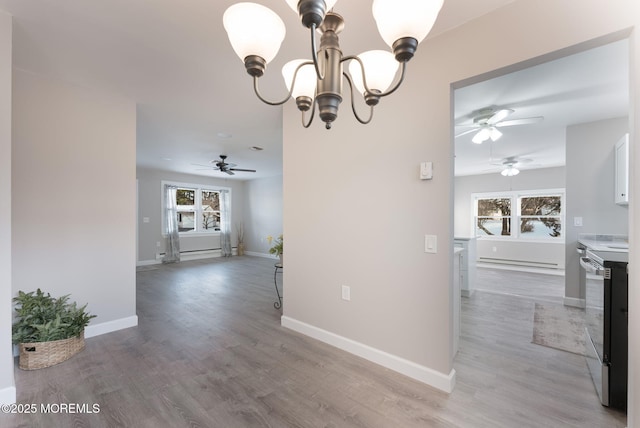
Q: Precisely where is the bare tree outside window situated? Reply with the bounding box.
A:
[201,191,221,230]
[476,198,511,236]
[519,196,562,237]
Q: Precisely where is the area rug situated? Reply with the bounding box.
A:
[532,302,586,355]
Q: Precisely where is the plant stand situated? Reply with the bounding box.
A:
[274,262,283,309]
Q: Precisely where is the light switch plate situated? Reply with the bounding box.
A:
[341,285,351,301]
[420,162,433,180]
[425,235,437,253]
[574,217,583,227]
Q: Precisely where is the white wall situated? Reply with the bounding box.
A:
[282,0,640,410]
[565,117,629,302]
[136,167,246,263]
[12,70,137,337]
[243,175,283,256]
[0,9,15,405]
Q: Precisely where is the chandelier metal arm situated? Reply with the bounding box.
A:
[343,71,374,125]
[252,76,290,106]
[302,98,316,128]
[251,60,314,106]
[375,61,407,98]
[309,24,325,80]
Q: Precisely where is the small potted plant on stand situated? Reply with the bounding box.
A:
[267,234,283,265]
[12,289,96,370]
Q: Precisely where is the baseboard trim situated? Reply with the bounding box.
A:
[0,386,16,405]
[281,316,456,393]
[137,259,161,267]
[85,315,138,338]
[245,251,276,259]
[563,297,586,308]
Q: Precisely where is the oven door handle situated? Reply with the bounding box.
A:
[580,257,604,276]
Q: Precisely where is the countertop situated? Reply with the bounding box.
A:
[578,234,628,253]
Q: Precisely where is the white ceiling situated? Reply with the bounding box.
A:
[0,0,518,179]
[454,38,629,176]
[1,1,627,180]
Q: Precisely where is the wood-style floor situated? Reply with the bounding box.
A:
[1,257,627,427]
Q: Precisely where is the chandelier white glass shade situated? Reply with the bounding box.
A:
[223,0,444,129]
[372,0,444,48]
[348,50,399,96]
[223,3,286,65]
[282,60,317,99]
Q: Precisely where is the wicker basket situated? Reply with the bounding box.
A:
[19,331,85,370]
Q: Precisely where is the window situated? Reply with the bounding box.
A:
[518,195,562,238]
[473,190,564,240]
[162,182,227,235]
[476,198,512,236]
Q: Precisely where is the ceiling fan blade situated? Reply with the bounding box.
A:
[495,117,544,127]
[229,168,256,173]
[486,109,514,125]
[455,128,479,138]
[225,170,235,176]
[192,163,214,168]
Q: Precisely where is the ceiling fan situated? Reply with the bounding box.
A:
[487,156,535,176]
[194,155,256,175]
[456,107,544,144]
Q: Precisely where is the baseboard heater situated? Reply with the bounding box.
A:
[478,257,559,269]
[156,247,236,261]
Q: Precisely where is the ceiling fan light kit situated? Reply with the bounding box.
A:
[223,0,444,129]
[456,107,543,143]
[501,166,520,176]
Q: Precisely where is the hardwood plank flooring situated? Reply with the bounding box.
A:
[1,257,627,427]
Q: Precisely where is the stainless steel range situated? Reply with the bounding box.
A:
[581,248,628,410]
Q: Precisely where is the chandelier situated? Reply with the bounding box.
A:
[223,0,444,129]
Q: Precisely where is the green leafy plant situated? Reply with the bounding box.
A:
[12,289,96,344]
[266,234,283,256]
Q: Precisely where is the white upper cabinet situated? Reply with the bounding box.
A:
[614,133,629,205]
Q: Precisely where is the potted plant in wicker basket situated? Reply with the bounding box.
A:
[12,289,96,370]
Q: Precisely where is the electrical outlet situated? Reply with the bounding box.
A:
[492,246,497,252]
[341,285,351,301]
[156,241,161,248]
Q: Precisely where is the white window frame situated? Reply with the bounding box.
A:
[161,180,231,237]
[471,188,565,242]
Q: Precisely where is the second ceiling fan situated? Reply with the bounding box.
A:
[194,155,256,175]
[456,107,543,144]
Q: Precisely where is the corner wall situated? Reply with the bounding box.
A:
[0,9,15,405]
[282,0,639,407]
[243,175,283,256]
[12,70,138,337]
